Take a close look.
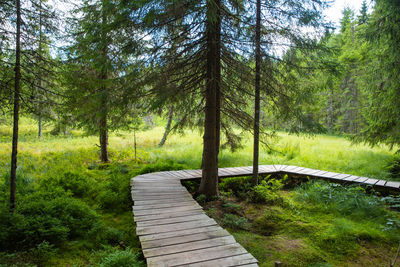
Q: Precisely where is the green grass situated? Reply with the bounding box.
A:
[0,116,399,266]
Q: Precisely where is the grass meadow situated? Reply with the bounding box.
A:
[0,117,399,266]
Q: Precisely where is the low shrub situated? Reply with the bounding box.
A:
[40,171,91,198]
[0,190,101,251]
[96,171,131,212]
[98,248,142,267]
[219,176,252,200]
[248,178,285,204]
[221,214,248,230]
[222,203,243,214]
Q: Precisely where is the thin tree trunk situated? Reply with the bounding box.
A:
[134,128,137,162]
[252,0,261,185]
[38,0,43,139]
[215,2,221,158]
[99,0,109,163]
[159,106,174,147]
[38,115,42,138]
[10,0,21,212]
[199,0,221,198]
[99,106,109,163]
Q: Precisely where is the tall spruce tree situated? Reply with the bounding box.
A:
[357,0,400,147]
[65,0,143,162]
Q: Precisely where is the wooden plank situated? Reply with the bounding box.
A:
[272,165,283,171]
[133,201,200,211]
[133,205,202,217]
[318,172,340,179]
[185,253,258,267]
[131,193,193,201]
[385,181,400,189]
[375,180,387,186]
[218,169,233,176]
[342,175,359,181]
[258,165,276,173]
[136,214,210,228]
[143,236,236,258]
[182,170,200,178]
[134,209,204,222]
[136,218,217,236]
[163,171,183,179]
[353,177,369,183]
[190,169,202,177]
[139,225,224,242]
[281,165,298,172]
[174,170,194,179]
[132,191,189,197]
[363,178,379,185]
[132,188,187,193]
[134,197,195,206]
[219,168,243,177]
[146,243,249,266]
[141,228,230,250]
[329,173,351,180]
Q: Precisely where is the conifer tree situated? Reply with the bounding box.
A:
[65,0,143,162]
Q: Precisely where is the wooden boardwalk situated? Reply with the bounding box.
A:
[131,165,400,267]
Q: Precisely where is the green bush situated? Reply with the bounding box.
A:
[248,178,285,204]
[222,203,243,214]
[221,214,248,230]
[103,227,125,246]
[96,172,131,212]
[39,171,91,198]
[0,191,101,250]
[219,176,252,200]
[99,248,142,267]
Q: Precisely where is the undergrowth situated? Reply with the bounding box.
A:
[1,117,399,266]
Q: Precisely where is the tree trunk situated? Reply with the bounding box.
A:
[199,0,221,198]
[10,0,21,212]
[134,128,137,162]
[99,0,109,163]
[38,114,42,138]
[99,107,109,163]
[159,106,174,147]
[38,0,43,139]
[252,0,261,185]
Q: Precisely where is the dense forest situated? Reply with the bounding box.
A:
[1,0,400,266]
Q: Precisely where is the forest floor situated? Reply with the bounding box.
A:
[0,117,399,266]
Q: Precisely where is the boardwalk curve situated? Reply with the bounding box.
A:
[131,165,400,266]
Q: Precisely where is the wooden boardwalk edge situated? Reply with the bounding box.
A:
[131,165,399,267]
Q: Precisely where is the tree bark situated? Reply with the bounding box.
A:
[99,105,109,163]
[38,0,43,139]
[99,0,109,163]
[10,0,21,212]
[199,0,221,198]
[159,106,174,147]
[252,0,261,185]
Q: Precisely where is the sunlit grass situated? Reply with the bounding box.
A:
[0,117,397,181]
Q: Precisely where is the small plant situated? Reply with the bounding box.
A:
[219,176,252,200]
[248,178,285,204]
[196,194,207,204]
[222,203,243,214]
[99,248,142,267]
[221,214,248,230]
[30,241,57,265]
